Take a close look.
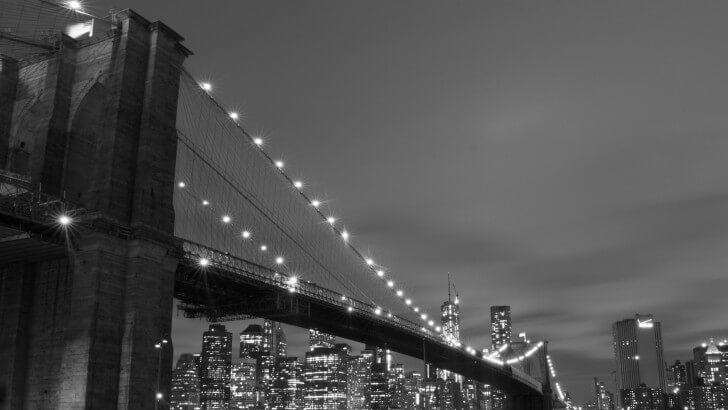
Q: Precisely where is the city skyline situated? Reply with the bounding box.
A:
[85,1,728,401]
[3,0,728,407]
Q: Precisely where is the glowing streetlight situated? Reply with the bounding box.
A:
[67,0,82,10]
[387,280,394,288]
[275,160,284,168]
[58,215,72,226]
[396,290,403,297]
[260,245,267,251]
[253,137,263,146]
[202,200,209,206]
[229,112,239,120]
[221,215,231,223]
[376,270,384,277]
[275,256,284,265]
[341,230,349,241]
[366,258,374,265]
[178,181,185,188]
[241,230,251,239]
[311,200,320,208]
[293,180,303,189]
[327,217,336,224]
[199,258,210,267]
[200,82,212,91]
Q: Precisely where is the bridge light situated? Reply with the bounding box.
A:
[374,308,381,315]
[387,312,392,318]
[229,112,239,120]
[405,299,411,305]
[340,295,346,301]
[66,0,82,10]
[162,339,168,344]
[420,314,427,320]
[275,256,284,265]
[311,200,321,208]
[435,326,441,332]
[260,245,267,251]
[396,290,403,297]
[178,181,186,188]
[413,307,419,312]
[366,258,374,265]
[287,277,298,285]
[293,180,303,189]
[222,215,231,223]
[154,343,162,349]
[202,200,209,206]
[341,230,349,241]
[428,320,434,326]
[156,392,163,400]
[327,217,336,224]
[387,281,394,288]
[275,160,284,168]
[376,270,384,277]
[347,306,353,312]
[58,215,72,226]
[200,82,212,92]
[253,137,263,146]
[199,258,210,267]
[242,230,251,239]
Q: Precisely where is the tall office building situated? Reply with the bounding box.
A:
[200,324,233,409]
[170,353,201,410]
[309,329,336,350]
[439,278,463,383]
[240,324,267,359]
[304,343,350,409]
[347,353,373,409]
[693,338,728,386]
[612,314,667,407]
[593,377,614,410]
[369,362,390,409]
[388,363,409,409]
[230,359,259,409]
[269,357,304,409]
[269,320,287,359]
[490,306,512,350]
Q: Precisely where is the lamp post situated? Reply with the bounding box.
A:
[154,337,169,410]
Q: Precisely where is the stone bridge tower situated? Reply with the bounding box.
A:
[0,9,190,409]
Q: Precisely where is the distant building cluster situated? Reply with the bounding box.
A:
[580,314,728,410]
[169,285,546,409]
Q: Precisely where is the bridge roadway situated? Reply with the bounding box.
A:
[0,174,548,408]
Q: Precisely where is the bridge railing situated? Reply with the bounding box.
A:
[0,171,86,224]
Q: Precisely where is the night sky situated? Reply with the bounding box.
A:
[91,1,728,403]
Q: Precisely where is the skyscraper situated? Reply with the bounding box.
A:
[347,353,373,409]
[170,353,201,410]
[304,343,350,409]
[490,306,512,350]
[593,377,614,410]
[269,357,304,409]
[369,362,390,409]
[693,338,728,386]
[230,359,259,409]
[200,324,233,409]
[439,277,463,384]
[612,314,667,407]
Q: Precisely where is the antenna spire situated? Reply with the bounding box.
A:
[447,272,451,302]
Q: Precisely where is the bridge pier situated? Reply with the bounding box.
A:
[0,9,189,410]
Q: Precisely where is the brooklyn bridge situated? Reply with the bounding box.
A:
[0,2,571,408]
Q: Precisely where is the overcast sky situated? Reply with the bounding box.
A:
[94,0,728,403]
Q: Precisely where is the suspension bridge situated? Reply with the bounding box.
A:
[0,1,574,409]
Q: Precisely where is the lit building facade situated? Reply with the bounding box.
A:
[439,283,462,383]
[693,339,728,386]
[269,357,304,409]
[170,353,201,410]
[346,353,372,409]
[490,306,511,350]
[304,344,349,409]
[593,377,614,410]
[612,314,666,406]
[200,324,233,409]
[309,329,335,350]
[369,362,389,409]
[231,359,259,409]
